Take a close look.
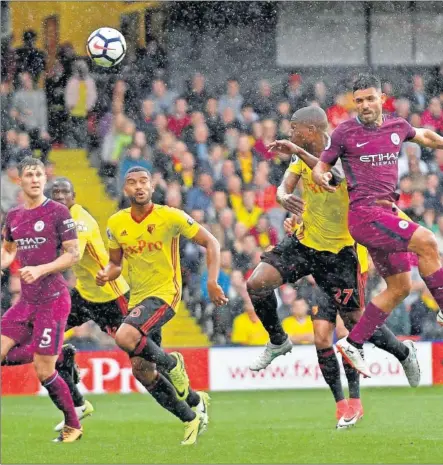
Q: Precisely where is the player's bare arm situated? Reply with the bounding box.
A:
[191,226,229,307]
[96,247,123,286]
[411,127,443,149]
[268,139,320,169]
[312,161,336,193]
[276,170,304,215]
[19,238,80,284]
[1,240,17,270]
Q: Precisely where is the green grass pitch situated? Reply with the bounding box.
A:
[2,387,442,464]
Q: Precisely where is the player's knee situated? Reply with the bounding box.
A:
[246,277,271,300]
[33,361,56,382]
[115,325,141,353]
[412,228,439,257]
[314,332,332,349]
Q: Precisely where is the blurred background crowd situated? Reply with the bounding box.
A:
[2,2,443,348]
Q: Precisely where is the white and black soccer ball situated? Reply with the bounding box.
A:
[86,28,126,68]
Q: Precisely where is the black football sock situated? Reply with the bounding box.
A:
[147,373,196,422]
[343,359,361,399]
[159,367,201,408]
[347,337,364,350]
[131,336,176,371]
[248,290,287,345]
[57,368,85,408]
[317,347,345,402]
[368,325,409,362]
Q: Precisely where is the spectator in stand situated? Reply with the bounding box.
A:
[254,168,278,213]
[137,99,157,146]
[207,144,225,183]
[231,301,268,346]
[427,62,443,99]
[220,107,240,140]
[282,297,314,345]
[238,103,259,133]
[1,162,21,212]
[167,97,191,137]
[186,73,209,112]
[190,123,211,165]
[419,208,438,234]
[15,30,46,84]
[186,172,213,212]
[176,151,197,191]
[170,139,188,169]
[218,78,244,118]
[275,100,292,124]
[231,133,259,185]
[153,131,176,181]
[235,188,263,229]
[182,111,206,146]
[226,174,244,213]
[398,175,414,210]
[218,208,236,250]
[147,78,177,114]
[260,119,278,161]
[153,113,169,142]
[285,73,306,111]
[395,97,411,120]
[213,158,236,191]
[119,145,153,190]
[252,80,275,118]
[398,142,428,180]
[382,81,396,113]
[409,75,427,114]
[5,131,32,165]
[249,214,278,249]
[312,80,331,109]
[277,285,297,320]
[166,184,183,209]
[64,60,97,148]
[326,93,349,129]
[404,190,426,223]
[11,72,51,163]
[45,59,68,144]
[421,97,443,134]
[137,36,167,88]
[424,173,442,209]
[43,161,57,195]
[205,97,224,143]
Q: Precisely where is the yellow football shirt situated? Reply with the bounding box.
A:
[282,315,314,344]
[106,204,200,310]
[235,205,263,229]
[231,313,269,346]
[70,204,129,303]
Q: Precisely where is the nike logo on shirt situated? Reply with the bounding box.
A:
[356,142,369,147]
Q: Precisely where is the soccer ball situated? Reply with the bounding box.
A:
[86,28,126,68]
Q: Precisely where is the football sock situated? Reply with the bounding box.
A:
[147,373,196,422]
[369,325,409,362]
[57,369,85,408]
[317,347,345,402]
[249,290,287,345]
[423,268,443,309]
[159,367,200,408]
[131,336,176,371]
[348,302,389,346]
[343,359,360,399]
[42,372,81,429]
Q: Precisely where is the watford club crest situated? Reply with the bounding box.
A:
[147,224,156,234]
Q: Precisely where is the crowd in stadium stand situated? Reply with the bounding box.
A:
[2,30,443,347]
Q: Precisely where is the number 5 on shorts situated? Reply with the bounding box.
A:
[39,328,52,348]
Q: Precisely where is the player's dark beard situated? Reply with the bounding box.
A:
[129,195,151,206]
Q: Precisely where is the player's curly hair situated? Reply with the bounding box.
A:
[17,156,45,176]
[353,73,381,92]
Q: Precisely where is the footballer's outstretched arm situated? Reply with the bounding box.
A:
[411,128,443,149]
[96,247,123,286]
[312,161,336,192]
[192,226,229,307]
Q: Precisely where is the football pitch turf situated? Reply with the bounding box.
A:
[2,387,442,464]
